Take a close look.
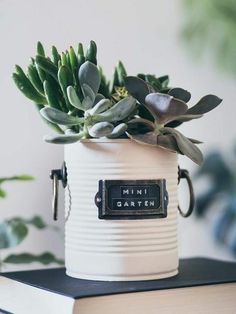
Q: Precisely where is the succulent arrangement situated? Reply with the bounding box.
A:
[13,40,222,165]
[0,175,63,270]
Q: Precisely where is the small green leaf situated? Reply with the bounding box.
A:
[35,55,58,80]
[13,67,47,104]
[85,40,97,65]
[117,61,127,86]
[51,46,61,66]
[37,41,45,56]
[40,107,83,126]
[27,64,44,95]
[187,95,222,114]
[43,80,60,109]
[69,46,78,70]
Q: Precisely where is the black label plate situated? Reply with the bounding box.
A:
[95,179,168,220]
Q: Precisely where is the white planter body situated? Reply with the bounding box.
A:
[64,139,178,281]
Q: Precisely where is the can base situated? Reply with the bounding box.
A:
[66,269,178,281]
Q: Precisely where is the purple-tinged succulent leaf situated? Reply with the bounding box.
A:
[126,131,158,146]
[188,138,203,144]
[124,76,151,104]
[145,93,188,124]
[162,127,203,165]
[156,134,182,154]
[187,95,222,115]
[168,88,191,103]
[128,118,155,130]
[166,114,203,124]
[127,118,155,135]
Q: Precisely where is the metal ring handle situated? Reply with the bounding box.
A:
[52,173,59,221]
[178,168,195,218]
[50,162,68,221]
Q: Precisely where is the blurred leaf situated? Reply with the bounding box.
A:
[0,175,34,184]
[0,220,28,249]
[3,252,64,265]
[0,189,6,198]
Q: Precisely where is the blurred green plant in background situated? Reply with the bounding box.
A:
[182,0,236,76]
[0,175,64,271]
[194,149,236,256]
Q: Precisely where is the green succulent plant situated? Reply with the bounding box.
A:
[13,40,222,164]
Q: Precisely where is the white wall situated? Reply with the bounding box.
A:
[0,0,235,270]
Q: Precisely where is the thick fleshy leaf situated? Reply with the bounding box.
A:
[166,114,203,123]
[93,96,136,123]
[78,61,101,94]
[168,88,191,102]
[0,220,28,249]
[187,95,222,114]
[145,93,188,124]
[81,83,95,103]
[89,99,111,115]
[89,122,114,137]
[124,76,151,104]
[3,252,64,265]
[162,127,203,165]
[188,138,203,144]
[126,131,158,146]
[44,133,84,144]
[67,86,83,110]
[94,93,105,105]
[156,134,182,154]
[128,118,155,130]
[40,107,83,126]
[107,123,128,138]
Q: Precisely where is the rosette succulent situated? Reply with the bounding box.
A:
[13,40,222,164]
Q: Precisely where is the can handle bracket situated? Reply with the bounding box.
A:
[178,167,195,218]
[50,162,67,220]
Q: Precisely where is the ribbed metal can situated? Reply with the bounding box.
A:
[64,139,178,281]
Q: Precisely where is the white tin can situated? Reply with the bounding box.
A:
[64,139,178,281]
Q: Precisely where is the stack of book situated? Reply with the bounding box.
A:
[0,258,236,314]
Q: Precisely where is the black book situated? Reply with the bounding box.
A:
[0,258,236,314]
